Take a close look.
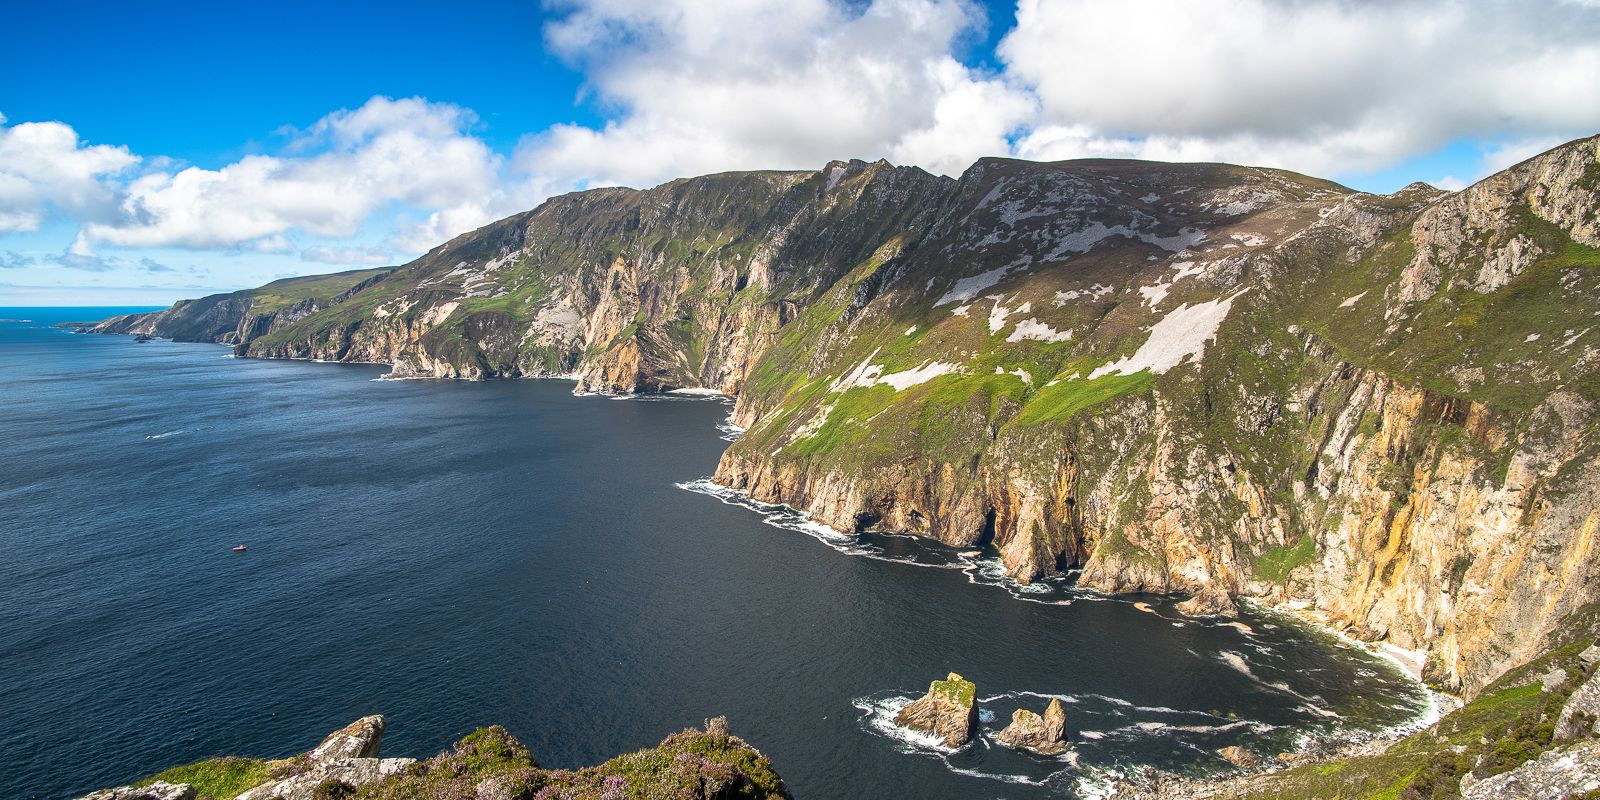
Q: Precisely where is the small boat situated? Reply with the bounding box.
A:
[232,544,248,552]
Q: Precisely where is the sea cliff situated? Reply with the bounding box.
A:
[100,137,1600,696]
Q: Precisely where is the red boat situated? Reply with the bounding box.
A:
[232,544,248,552]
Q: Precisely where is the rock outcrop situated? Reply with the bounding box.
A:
[1556,668,1600,741]
[1461,738,1600,800]
[994,698,1068,755]
[894,673,979,748]
[77,783,195,800]
[235,715,413,800]
[307,715,384,761]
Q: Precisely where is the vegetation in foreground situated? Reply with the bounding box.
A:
[1201,603,1600,800]
[133,719,787,800]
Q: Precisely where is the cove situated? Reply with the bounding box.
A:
[0,310,1429,799]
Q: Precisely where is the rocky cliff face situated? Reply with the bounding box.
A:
[105,137,1600,694]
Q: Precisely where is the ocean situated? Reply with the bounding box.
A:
[0,308,1430,799]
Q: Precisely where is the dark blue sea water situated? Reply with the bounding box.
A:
[0,308,1432,800]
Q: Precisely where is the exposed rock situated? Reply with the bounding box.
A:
[1176,586,1239,617]
[233,716,413,800]
[234,758,415,800]
[1461,738,1600,800]
[1581,643,1600,666]
[1216,746,1261,768]
[308,715,385,762]
[1541,667,1570,692]
[995,698,1069,755]
[76,782,195,800]
[1556,670,1600,740]
[894,673,979,748]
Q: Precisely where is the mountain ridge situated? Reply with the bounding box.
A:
[97,136,1600,697]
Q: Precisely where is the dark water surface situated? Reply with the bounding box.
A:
[0,309,1430,799]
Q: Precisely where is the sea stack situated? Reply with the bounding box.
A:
[995,698,1068,755]
[894,673,979,748]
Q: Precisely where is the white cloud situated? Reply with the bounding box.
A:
[517,0,1031,189]
[0,116,138,232]
[999,0,1600,176]
[81,97,507,251]
[8,0,1600,305]
[301,245,394,266]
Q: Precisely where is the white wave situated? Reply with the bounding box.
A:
[855,695,962,754]
[144,430,185,440]
[854,693,1079,788]
[1217,650,1340,719]
[667,387,725,396]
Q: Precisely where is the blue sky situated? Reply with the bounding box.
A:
[3,0,1598,305]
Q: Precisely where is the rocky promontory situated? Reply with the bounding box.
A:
[76,715,787,800]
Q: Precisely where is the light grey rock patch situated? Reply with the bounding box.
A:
[233,758,415,800]
[77,782,196,800]
[1461,738,1600,800]
[308,715,385,762]
[1556,670,1600,741]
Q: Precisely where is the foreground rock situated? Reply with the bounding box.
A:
[307,715,384,761]
[76,714,788,800]
[1555,669,1600,740]
[894,673,979,748]
[236,715,413,800]
[78,783,195,800]
[1461,738,1600,800]
[995,698,1068,755]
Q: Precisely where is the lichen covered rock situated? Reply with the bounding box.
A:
[1461,738,1600,800]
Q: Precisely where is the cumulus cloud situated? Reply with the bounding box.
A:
[301,244,394,265]
[8,0,1600,299]
[0,114,138,232]
[517,0,1033,188]
[81,96,507,251]
[999,0,1600,176]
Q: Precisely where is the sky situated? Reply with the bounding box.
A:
[3,0,1599,305]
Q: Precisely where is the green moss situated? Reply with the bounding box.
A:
[140,756,270,800]
[930,673,976,708]
[1253,536,1316,584]
[1011,371,1154,426]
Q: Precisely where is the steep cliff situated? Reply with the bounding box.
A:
[94,268,392,344]
[103,137,1600,694]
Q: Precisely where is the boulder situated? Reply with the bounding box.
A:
[1217,745,1261,768]
[995,698,1069,755]
[1461,738,1600,800]
[308,715,385,762]
[894,673,978,748]
[1556,670,1600,741]
[77,782,196,800]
